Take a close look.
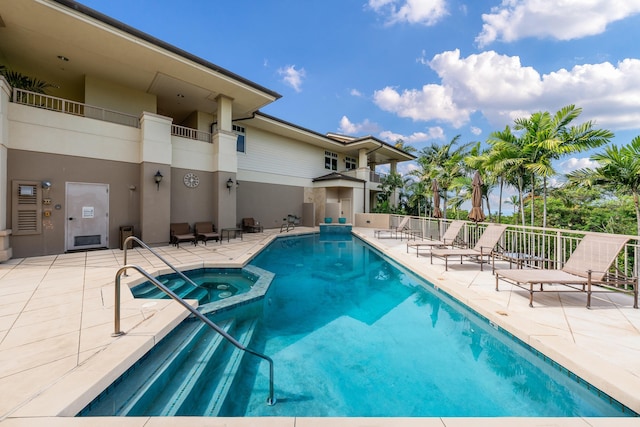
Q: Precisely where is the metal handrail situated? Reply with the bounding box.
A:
[112,264,276,406]
[122,236,202,290]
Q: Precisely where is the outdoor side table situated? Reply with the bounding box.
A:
[221,227,243,242]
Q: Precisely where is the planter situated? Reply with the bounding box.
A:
[338,217,347,224]
[324,217,333,223]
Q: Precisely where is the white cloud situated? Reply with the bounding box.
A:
[379,126,444,144]
[374,49,640,131]
[558,157,600,174]
[350,88,363,97]
[470,126,482,136]
[373,84,471,127]
[368,0,447,26]
[477,0,640,47]
[278,65,306,92]
[338,116,380,135]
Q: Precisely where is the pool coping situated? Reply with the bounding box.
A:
[1,227,640,425]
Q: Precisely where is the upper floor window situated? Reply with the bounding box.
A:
[233,124,246,153]
[345,156,357,170]
[325,151,338,170]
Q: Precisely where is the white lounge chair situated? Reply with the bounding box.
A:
[430,223,507,271]
[407,220,465,257]
[495,233,638,308]
[374,216,411,239]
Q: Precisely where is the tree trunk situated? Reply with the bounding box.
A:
[530,173,535,227]
[634,191,640,236]
[518,178,526,226]
[498,179,504,223]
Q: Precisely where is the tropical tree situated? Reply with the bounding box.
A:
[0,65,55,97]
[566,136,640,235]
[415,136,472,219]
[394,138,417,154]
[486,125,530,226]
[513,105,613,227]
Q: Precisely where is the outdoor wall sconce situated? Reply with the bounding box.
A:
[226,178,234,193]
[154,170,163,191]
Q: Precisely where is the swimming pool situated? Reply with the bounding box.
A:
[80,233,635,417]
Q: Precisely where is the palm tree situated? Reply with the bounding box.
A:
[0,65,56,98]
[415,136,472,219]
[514,105,613,227]
[505,195,520,225]
[486,126,529,226]
[566,136,640,235]
[394,138,417,154]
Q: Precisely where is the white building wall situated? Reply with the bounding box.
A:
[238,126,329,184]
[8,103,140,163]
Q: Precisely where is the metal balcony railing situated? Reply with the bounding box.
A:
[13,88,140,128]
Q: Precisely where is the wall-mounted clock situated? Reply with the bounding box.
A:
[183,172,200,188]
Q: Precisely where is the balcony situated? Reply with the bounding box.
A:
[12,88,210,142]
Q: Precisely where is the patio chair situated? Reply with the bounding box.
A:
[170,222,196,248]
[407,220,465,257]
[242,217,263,233]
[495,234,638,308]
[374,216,411,239]
[430,223,507,271]
[194,221,220,245]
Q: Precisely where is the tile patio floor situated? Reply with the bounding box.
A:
[0,227,639,427]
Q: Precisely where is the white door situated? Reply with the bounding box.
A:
[66,182,109,251]
[340,198,352,223]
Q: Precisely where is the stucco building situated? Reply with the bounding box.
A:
[0,0,414,259]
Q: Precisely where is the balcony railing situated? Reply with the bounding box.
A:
[13,88,140,128]
[171,124,212,143]
[340,169,385,184]
[393,214,640,281]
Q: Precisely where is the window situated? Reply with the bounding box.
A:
[325,151,338,170]
[233,124,246,153]
[345,156,357,170]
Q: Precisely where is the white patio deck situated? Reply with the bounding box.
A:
[0,226,639,427]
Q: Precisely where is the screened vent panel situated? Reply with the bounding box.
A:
[12,181,42,235]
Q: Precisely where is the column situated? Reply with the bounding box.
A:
[139,112,173,244]
[0,77,12,261]
[212,95,238,229]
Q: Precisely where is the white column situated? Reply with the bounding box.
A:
[139,112,172,244]
[0,77,12,261]
[213,95,238,229]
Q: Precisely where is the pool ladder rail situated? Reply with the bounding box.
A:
[113,236,276,406]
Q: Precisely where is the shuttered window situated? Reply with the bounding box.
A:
[12,181,42,235]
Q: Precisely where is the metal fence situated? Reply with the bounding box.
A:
[13,88,140,128]
[391,214,640,281]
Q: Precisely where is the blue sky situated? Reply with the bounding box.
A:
[79,0,640,183]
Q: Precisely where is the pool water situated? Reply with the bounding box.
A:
[227,234,632,417]
[80,233,635,417]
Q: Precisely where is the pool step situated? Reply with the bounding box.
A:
[203,316,260,416]
[119,317,235,416]
[132,277,208,303]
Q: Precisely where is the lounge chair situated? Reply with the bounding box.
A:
[495,234,638,308]
[170,222,196,248]
[430,223,507,271]
[407,220,465,257]
[194,221,220,245]
[242,217,263,233]
[374,216,411,239]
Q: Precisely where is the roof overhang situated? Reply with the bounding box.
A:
[0,0,281,122]
[244,112,416,165]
